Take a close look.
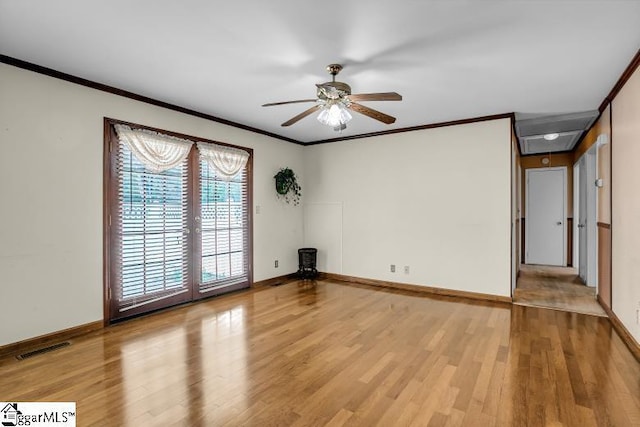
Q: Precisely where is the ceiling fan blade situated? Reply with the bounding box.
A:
[348,103,396,125]
[262,99,317,107]
[347,92,402,102]
[281,105,321,127]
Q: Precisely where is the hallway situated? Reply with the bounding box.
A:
[514,264,606,317]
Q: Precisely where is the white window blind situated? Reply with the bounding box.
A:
[107,121,252,321]
[199,152,250,292]
[114,139,191,313]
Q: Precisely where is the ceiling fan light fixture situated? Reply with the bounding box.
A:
[264,63,400,128]
[543,133,560,141]
[317,102,352,129]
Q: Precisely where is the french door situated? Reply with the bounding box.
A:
[105,120,252,322]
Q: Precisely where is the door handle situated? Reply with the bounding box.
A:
[577,224,585,228]
[556,222,562,225]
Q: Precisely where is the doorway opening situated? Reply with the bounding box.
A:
[514,265,605,316]
[514,153,604,316]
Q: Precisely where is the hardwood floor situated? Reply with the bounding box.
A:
[1,280,638,426]
[514,265,606,317]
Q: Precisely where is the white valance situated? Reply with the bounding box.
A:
[197,142,249,181]
[114,124,194,173]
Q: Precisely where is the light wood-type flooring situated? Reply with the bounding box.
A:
[514,265,606,317]
[1,280,638,426]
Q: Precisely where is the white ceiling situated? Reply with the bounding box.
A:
[1,1,639,144]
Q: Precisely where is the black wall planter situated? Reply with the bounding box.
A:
[274,167,301,205]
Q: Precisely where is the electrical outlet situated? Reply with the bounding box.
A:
[390,264,396,273]
[274,260,278,268]
[256,205,261,214]
[404,266,410,274]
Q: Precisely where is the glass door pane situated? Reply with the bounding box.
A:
[111,141,192,320]
[197,156,250,297]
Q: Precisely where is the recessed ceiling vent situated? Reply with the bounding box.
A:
[515,110,598,155]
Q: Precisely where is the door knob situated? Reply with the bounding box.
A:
[556,221,562,225]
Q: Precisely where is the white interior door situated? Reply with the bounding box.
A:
[573,162,580,272]
[586,147,598,288]
[517,162,523,267]
[576,147,599,287]
[511,146,517,294]
[578,156,588,282]
[526,167,567,266]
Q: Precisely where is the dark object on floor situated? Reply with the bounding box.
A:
[298,248,318,279]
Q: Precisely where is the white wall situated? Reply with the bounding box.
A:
[0,63,513,346]
[303,119,512,297]
[0,64,304,346]
[611,64,640,343]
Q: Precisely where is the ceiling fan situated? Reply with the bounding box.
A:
[262,64,402,131]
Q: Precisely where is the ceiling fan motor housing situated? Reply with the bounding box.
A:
[318,63,352,100]
[317,81,352,100]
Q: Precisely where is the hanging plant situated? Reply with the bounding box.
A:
[274,167,301,205]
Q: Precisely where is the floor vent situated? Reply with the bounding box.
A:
[16,342,70,360]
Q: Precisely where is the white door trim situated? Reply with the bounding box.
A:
[525,166,567,266]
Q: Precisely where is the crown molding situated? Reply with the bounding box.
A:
[598,48,640,113]
[305,112,515,145]
[0,54,516,146]
[0,54,304,145]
